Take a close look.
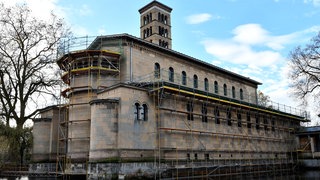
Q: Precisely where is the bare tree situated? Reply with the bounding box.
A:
[288,32,320,116]
[0,3,69,164]
[0,3,69,128]
[257,90,270,107]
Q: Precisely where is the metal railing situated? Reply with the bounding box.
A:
[132,69,310,120]
[57,36,96,57]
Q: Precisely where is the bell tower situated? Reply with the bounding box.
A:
[139,1,172,49]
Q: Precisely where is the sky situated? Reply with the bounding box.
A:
[1,0,320,124]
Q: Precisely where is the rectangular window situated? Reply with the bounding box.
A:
[215,107,220,124]
[227,108,232,126]
[194,153,198,160]
[202,103,208,123]
[264,117,268,131]
[187,101,194,121]
[205,154,209,160]
[271,118,275,131]
[237,112,242,127]
[256,115,260,130]
[247,112,251,128]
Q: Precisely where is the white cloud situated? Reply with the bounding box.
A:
[304,0,320,6]
[0,0,99,36]
[186,13,213,24]
[202,24,320,124]
[202,24,320,68]
[231,24,296,50]
[232,24,269,45]
[79,4,92,16]
[71,24,90,36]
[0,0,65,21]
[202,38,283,67]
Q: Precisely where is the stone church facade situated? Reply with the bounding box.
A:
[31,1,309,178]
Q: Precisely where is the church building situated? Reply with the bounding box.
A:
[31,1,309,178]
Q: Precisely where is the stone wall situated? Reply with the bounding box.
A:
[158,93,297,161]
[119,43,258,104]
[68,91,94,160]
[89,85,157,161]
[99,41,258,104]
[32,106,64,162]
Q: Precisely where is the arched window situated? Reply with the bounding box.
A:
[154,63,160,78]
[134,103,140,120]
[240,88,244,100]
[164,41,168,48]
[164,16,167,24]
[158,12,160,20]
[214,81,218,94]
[164,29,168,37]
[204,78,209,91]
[161,14,164,22]
[182,71,187,85]
[187,101,194,121]
[214,106,220,124]
[232,86,236,98]
[193,75,198,89]
[150,27,152,35]
[134,103,148,121]
[201,103,208,123]
[169,67,174,82]
[142,104,148,121]
[144,16,147,25]
[161,27,164,36]
[146,14,149,23]
[146,28,149,37]
[223,84,227,96]
[149,13,152,21]
[227,108,232,126]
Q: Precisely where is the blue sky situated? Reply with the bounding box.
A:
[2,0,320,124]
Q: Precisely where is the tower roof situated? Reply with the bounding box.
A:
[139,0,172,13]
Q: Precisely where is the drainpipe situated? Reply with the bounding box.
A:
[130,41,133,82]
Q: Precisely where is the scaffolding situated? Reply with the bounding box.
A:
[56,46,121,178]
[52,35,311,179]
[134,68,309,179]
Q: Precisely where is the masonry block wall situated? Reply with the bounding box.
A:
[94,86,157,161]
[89,99,119,161]
[32,106,65,162]
[158,93,298,161]
[100,40,258,104]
